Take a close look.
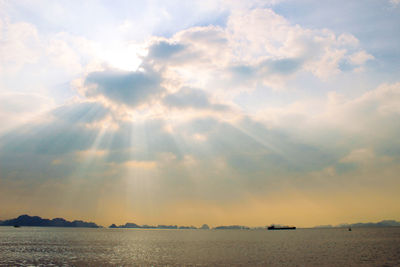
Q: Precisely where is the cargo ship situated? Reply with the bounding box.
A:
[267,225,296,230]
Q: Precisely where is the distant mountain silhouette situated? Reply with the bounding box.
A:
[178,225,197,229]
[108,222,198,229]
[314,220,400,228]
[200,224,210,229]
[119,222,142,228]
[214,225,250,230]
[0,215,99,228]
[337,220,400,228]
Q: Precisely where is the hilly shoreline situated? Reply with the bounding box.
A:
[1,214,399,229]
[0,215,99,228]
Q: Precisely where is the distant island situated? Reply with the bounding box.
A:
[108,222,201,229]
[313,220,400,228]
[0,215,100,228]
[110,220,400,230]
[1,215,399,229]
[214,225,250,230]
[108,223,251,230]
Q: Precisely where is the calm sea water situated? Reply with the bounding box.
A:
[0,227,399,266]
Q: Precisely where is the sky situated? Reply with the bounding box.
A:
[0,0,399,228]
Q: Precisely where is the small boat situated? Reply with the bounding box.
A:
[348,227,352,231]
[13,225,20,228]
[268,225,296,230]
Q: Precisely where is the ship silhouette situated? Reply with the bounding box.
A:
[267,225,296,230]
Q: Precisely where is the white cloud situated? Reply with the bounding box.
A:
[348,50,374,65]
[0,18,93,76]
[0,20,40,74]
[226,8,364,80]
[340,148,375,164]
[139,8,374,94]
[46,38,83,74]
[337,33,359,47]
[256,82,400,161]
[0,92,54,132]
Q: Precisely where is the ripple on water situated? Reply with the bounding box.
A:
[0,227,399,266]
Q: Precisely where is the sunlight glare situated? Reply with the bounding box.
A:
[99,43,145,71]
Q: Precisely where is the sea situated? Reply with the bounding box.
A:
[0,227,399,266]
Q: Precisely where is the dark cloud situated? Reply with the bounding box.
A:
[0,97,367,207]
[145,26,228,67]
[105,119,183,163]
[0,106,335,187]
[147,41,185,59]
[0,119,98,184]
[163,87,229,111]
[229,65,255,78]
[51,101,109,123]
[0,120,96,156]
[229,57,303,80]
[176,116,336,173]
[0,102,111,157]
[180,26,227,45]
[85,68,163,107]
[267,58,303,75]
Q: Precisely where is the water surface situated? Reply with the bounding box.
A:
[0,227,399,266]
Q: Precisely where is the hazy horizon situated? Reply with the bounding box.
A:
[1,214,399,229]
[1,0,400,228]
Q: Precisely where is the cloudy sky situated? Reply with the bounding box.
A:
[1,0,399,227]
